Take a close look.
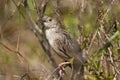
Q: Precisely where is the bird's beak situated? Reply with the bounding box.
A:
[42,16,48,23]
[42,19,46,23]
[41,16,47,30]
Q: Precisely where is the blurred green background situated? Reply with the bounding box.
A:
[0,0,120,80]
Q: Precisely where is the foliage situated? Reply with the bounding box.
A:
[0,0,120,80]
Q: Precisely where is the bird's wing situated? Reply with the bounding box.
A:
[54,29,79,58]
[61,29,85,62]
[54,38,72,59]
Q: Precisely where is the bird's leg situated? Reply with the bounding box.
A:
[58,62,71,78]
[58,62,71,67]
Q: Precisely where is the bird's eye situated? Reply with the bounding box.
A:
[49,18,52,21]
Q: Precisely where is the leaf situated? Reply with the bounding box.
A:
[109,30,120,41]
[108,74,115,79]
[93,29,120,64]
[70,58,74,64]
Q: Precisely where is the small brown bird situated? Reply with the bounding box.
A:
[42,16,85,80]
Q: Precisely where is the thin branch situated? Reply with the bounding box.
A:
[102,0,115,21]
[23,0,57,68]
[46,67,60,80]
[87,29,98,55]
[46,62,71,80]
[0,41,25,62]
[51,0,64,28]
[20,72,30,80]
[36,0,50,19]
[108,48,120,75]
[11,0,26,19]
[10,0,57,68]
[16,30,20,51]
[24,0,43,35]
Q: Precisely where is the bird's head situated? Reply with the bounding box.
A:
[42,16,59,29]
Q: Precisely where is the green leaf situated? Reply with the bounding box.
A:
[83,23,92,36]
[93,29,120,64]
[108,74,115,79]
[109,30,120,41]
[70,58,74,64]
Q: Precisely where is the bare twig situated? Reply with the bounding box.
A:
[16,30,20,51]
[37,0,50,19]
[23,0,57,68]
[0,5,20,40]
[108,48,120,75]
[24,1,43,35]
[11,0,25,19]
[46,67,60,80]
[10,0,57,68]
[0,41,25,62]
[52,0,64,28]
[102,0,115,21]
[93,0,116,58]
[20,72,30,80]
[46,62,71,80]
[87,29,98,55]
[0,25,3,40]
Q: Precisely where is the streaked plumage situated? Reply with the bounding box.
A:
[42,16,85,80]
[42,16,83,60]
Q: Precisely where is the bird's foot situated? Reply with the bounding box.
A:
[58,62,71,67]
[58,62,71,77]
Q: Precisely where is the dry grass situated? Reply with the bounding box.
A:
[0,0,120,80]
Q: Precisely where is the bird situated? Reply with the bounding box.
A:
[42,15,85,80]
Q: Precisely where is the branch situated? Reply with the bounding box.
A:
[23,0,57,68]
[0,41,26,62]
[24,0,43,35]
[108,48,120,75]
[46,62,70,80]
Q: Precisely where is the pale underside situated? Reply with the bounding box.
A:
[45,27,82,60]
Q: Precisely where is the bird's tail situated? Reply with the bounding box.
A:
[70,58,84,80]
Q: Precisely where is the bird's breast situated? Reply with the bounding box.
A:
[45,28,72,59]
[45,28,59,47]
